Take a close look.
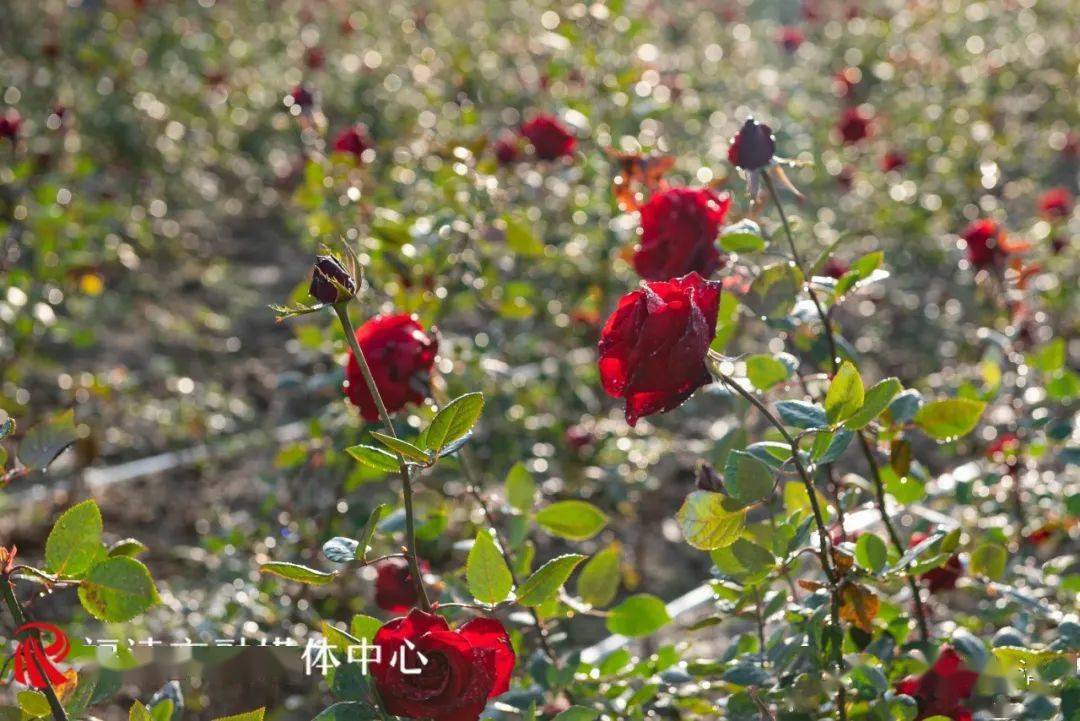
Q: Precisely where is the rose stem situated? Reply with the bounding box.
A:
[762,170,930,644]
[333,304,431,612]
[1,575,71,721]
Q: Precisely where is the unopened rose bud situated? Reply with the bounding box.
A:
[728,118,776,171]
[695,462,725,493]
[309,255,356,305]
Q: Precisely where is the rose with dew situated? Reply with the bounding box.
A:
[895,646,978,721]
[371,609,514,721]
[344,314,438,422]
[332,124,373,162]
[633,187,731,281]
[909,532,962,593]
[1038,187,1072,220]
[374,557,429,613]
[598,272,722,426]
[520,114,576,161]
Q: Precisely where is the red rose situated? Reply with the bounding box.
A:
[371,610,514,721]
[521,115,575,161]
[909,532,962,593]
[1038,187,1072,219]
[598,272,722,426]
[344,314,437,422]
[633,187,730,281]
[837,107,873,144]
[881,150,906,172]
[564,424,594,450]
[821,257,850,279]
[728,118,776,171]
[960,219,1003,268]
[374,557,428,613]
[304,47,326,70]
[776,26,804,53]
[895,647,978,721]
[332,124,372,161]
[493,132,521,165]
[0,109,22,142]
[286,84,315,112]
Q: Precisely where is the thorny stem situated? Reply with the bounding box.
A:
[1,575,70,721]
[763,170,929,646]
[334,304,431,612]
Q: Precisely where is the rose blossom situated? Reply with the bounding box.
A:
[960,218,1004,269]
[344,314,437,422]
[1038,187,1072,219]
[374,557,428,613]
[909,532,962,593]
[520,114,576,161]
[837,107,873,144]
[895,646,978,721]
[598,272,722,426]
[332,124,372,161]
[371,609,514,721]
[633,187,730,281]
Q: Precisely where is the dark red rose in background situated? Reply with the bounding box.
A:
[372,609,514,721]
[961,218,1004,268]
[881,150,906,172]
[332,124,372,161]
[374,557,428,613]
[837,107,873,144]
[0,109,22,142]
[895,647,978,721]
[521,115,575,161]
[598,272,722,426]
[909,532,962,593]
[821,257,850,279]
[1038,187,1072,219]
[13,623,70,689]
[776,26,804,53]
[564,424,594,450]
[344,314,437,422]
[309,255,356,304]
[304,47,326,70]
[728,118,776,170]
[286,84,314,112]
[633,187,730,281]
[493,132,521,165]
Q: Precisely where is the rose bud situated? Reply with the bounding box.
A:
[837,107,873,144]
[960,218,1003,269]
[895,646,977,721]
[821,257,850,279]
[909,532,962,593]
[374,557,428,613]
[309,255,356,305]
[695,462,725,493]
[1038,187,1072,220]
[371,609,514,721]
[598,272,722,426]
[493,131,521,165]
[775,26,804,53]
[285,84,315,112]
[881,150,906,172]
[728,118,776,171]
[0,109,22,143]
[332,124,372,162]
[633,187,731,281]
[344,313,438,422]
[521,114,576,161]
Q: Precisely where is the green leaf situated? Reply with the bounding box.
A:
[731,538,774,572]
[825,361,865,423]
[516,554,585,606]
[914,398,986,440]
[467,531,514,604]
[746,262,805,318]
[719,220,766,253]
[45,499,104,577]
[18,691,53,719]
[535,500,608,541]
[503,213,545,257]
[505,462,536,512]
[783,481,831,522]
[776,400,827,429]
[1028,337,1065,373]
[970,543,1008,580]
[710,291,740,352]
[212,710,266,721]
[576,544,620,608]
[551,708,600,721]
[18,409,77,471]
[844,378,902,430]
[345,445,399,473]
[78,557,158,622]
[835,251,885,296]
[369,432,429,464]
[745,355,789,390]
[606,594,671,637]
[130,701,153,721]
[356,504,389,561]
[723,451,774,506]
[312,702,381,721]
[676,491,745,550]
[108,538,149,558]
[0,416,14,441]
[322,537,360,563]
[422,393,485,455]
[259,562,337,586]
[855,534,888,573]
